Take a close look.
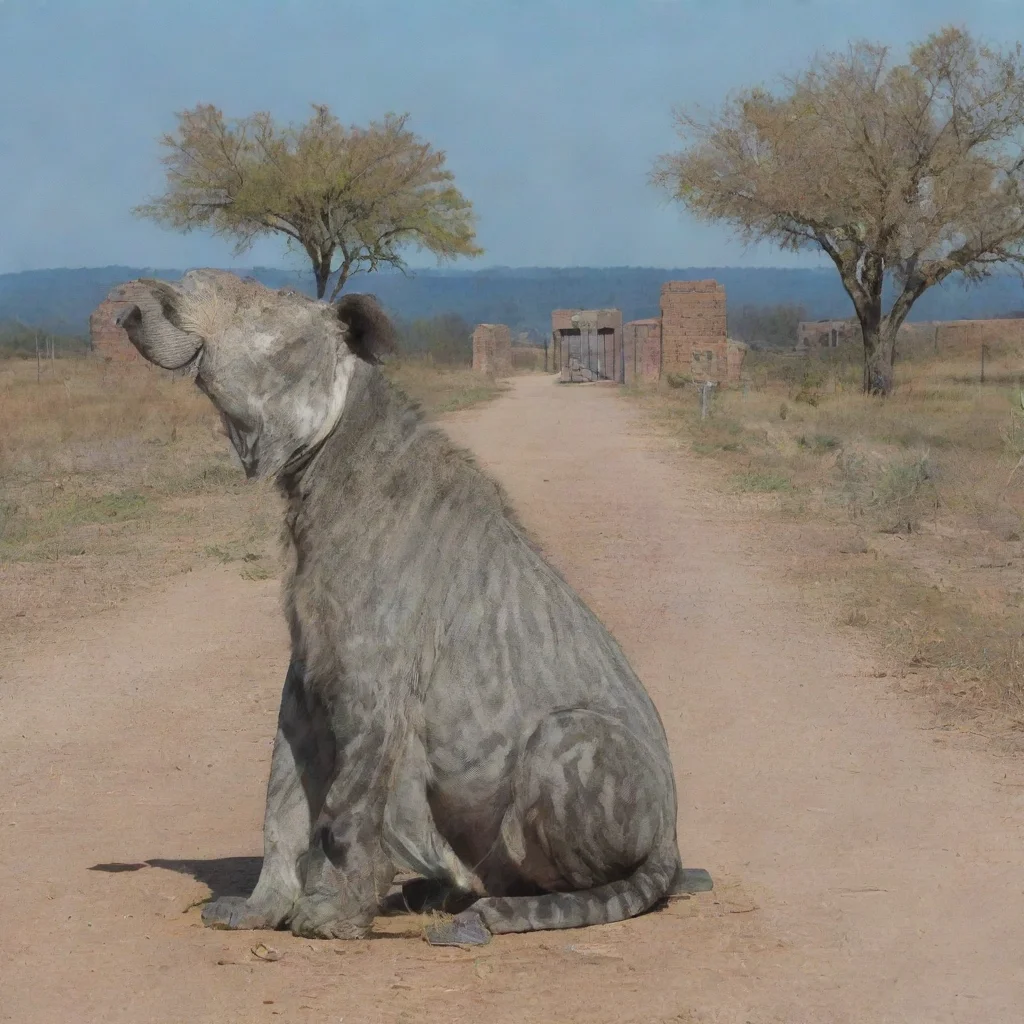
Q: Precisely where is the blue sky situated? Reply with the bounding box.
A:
[1,0,1021,274]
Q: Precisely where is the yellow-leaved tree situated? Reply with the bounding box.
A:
[136,104,482,300]
[653,28,1024,393]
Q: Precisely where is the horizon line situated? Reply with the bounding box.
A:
[0,263,867,276]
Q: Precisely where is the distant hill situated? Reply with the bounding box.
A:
[2,264,1023,337]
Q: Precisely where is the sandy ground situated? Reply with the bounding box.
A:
[2,374,1023,1024]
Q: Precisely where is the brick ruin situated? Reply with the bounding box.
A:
[552,281,746,387]
[659,280,744,384]
[550,309,623,382]
[796,319,859,353]
[472,323,512,377]
[797,316,1024,356]
[89,297,141,362]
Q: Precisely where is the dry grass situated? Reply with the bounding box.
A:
[0,357,278,640]
[631,344,1024,724]
[0,354,502,644]
[383,359,509,414]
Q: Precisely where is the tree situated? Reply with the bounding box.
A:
[653,27,1024,393]
[136,104,483,300]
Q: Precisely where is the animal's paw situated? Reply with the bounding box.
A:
[423,909,491,947]
[288,897,370,940]
[671,868,714,894]
[201,896,283,931]
[397,878,480,915]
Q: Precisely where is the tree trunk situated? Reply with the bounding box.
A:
[849,258,891,396]
[830,247,934,397]
[861,323,882,395]
[313,259,331,300]
[860,322,897,396]
[328,263,352,302]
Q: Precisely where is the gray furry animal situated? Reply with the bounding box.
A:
[110,269,711,945]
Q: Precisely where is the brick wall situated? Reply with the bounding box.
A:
[89,297,141,362]
[798,317,1024,357]
[660,280,729,382]
[898,318,1024,355]
[472,323,512,377]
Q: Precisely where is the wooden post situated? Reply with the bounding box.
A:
[981,343,988,384]
[35,332,41,383]
[699,380,715,420]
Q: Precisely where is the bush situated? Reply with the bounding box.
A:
[870,454,936,531]
[798,433,841,453]
[393,313,473,365]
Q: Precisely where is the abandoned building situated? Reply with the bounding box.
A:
[471,323,513,376]
[795,319,860,354]
[549,308,623,382]
[550,281,746,386]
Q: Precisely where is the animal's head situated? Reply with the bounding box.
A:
[109,270,396,479]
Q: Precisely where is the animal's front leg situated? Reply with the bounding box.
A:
[203,660,330,931]
[287,729,393,939]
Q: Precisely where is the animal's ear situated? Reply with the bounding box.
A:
[108,278,203,370]
[334,293,398,365]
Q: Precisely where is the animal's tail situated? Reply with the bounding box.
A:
[469,847,680,936]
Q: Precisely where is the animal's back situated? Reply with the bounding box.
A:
[296,364,671,737]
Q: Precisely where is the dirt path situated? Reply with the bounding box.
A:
[2,374,1022,1024]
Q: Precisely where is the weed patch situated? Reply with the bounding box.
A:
[733,471,792,493]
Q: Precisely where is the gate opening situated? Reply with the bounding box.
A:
[551,309,624,383]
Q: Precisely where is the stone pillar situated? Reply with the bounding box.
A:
[472,324,512,377]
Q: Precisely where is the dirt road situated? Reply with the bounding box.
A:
[2,375,1022,1024]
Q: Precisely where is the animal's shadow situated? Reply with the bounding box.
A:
[90,857,262,898]
[88,858,471,919]
[89,859,694,932]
